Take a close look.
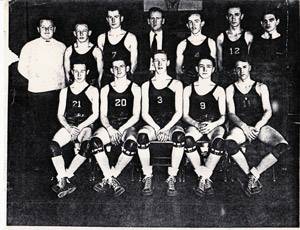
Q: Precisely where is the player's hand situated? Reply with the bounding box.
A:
[199,121,216,134]
[157,128,169,142]
[242,125,257,141]
[67,126,80,141]
[250,127,259,140]
[107,127,122,146]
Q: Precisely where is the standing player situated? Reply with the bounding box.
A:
[183,56,226,196]
[216,5,253,87]
[225,58,290,197]
[137,50,185,197]
[50,63,99,198]
[176,11,216,86]
[64,22,104,87]
[98,8,138,87]
[90,57,141,197]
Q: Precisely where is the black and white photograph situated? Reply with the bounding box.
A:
[3,0,300,228]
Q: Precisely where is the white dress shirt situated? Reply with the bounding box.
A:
[18,37,66,93]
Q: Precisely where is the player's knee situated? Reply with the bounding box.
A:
[78,140,90,158]
[90,137,104,154]
[184,136,197,153]
[211,138,225,156]
[50,141,62,157]
[137,133,150,149]
[122,139,137,156]
[172,131,185,147]
[225,140,240,156]
[272,143,291,159]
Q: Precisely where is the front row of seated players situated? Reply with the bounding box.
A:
[49,51,290,198]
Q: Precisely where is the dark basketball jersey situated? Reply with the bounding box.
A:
[107,82,134,129]
[103,32,130,74]
[182,37,211,75]
[70,44,98,85]
[149,79,175,127]
[222,31,248,71]
[189,84,220,122]
[233,82,264,126]
[65,85,93,126]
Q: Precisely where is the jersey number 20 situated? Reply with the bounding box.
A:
[115,98,127,106]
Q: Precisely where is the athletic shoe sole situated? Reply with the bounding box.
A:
[57,186,77,198]
[93,184,108,193]
[194,188,205,197]
[167,190,178,197]
[114,187,125,197]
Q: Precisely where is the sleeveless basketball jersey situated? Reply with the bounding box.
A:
[222,31,248,71]
[189,84,220,122]
[65,85,93,126]
[107,81,134,129]
[233,82,264,126]
[182,37,211,74]
[103,32,130,74]
[149,79,175,127]
[70,44,98,84]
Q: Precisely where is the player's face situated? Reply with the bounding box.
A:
[235,61,251,80]
[38,20,55,41]
[74,24,91,43]
[187,14,204,34]
[107,10,123,29]
[148,11,165,32]
[227,7,243,27]
[111,60,128,78]
[72,64,88,83]
[261,14,279,33]
[196,59,215,79]
[153,53,169,74]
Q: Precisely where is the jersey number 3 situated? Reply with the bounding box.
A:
[157,96,163,104]
[115,98,127,106]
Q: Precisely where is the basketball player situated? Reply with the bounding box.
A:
[98,8,138,87]
[137,50,185,197]
[183,56,226,196]
[50,63,99,198]
[225,58,290,197]
[176,11,216,86]
[90,57,141,197]
[64,22,104,87]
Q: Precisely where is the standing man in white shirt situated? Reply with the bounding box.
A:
[18,18,66,171]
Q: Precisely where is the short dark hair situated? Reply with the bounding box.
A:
[73,21,90,31]
[37,17,54,27]
[197,56,216,68]
[107,7,122,16]
[152,50,169,59]
[261,9,280,21]
[148,7,164,19]
[72,63,87,69]
[235,56,252,66]
[111,56,129,68]
[186,11,202,22]
[226,4,243,15]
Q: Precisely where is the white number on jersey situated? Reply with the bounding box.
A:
[157,96,163,104]
[200,102,206,110]
[72,100,81,108]
[115,98,127,107]
[229,47,240,55]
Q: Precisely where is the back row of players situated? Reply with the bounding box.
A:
[19,5,285,91]
[50,51,290,199]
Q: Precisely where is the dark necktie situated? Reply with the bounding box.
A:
[151,33,157,52]
[269,33,272,40]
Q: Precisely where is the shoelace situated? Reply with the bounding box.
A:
[166,177,175,190]
[143,176,152,190]
[248,175,256,189]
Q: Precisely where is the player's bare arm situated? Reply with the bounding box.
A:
[92,47,104,87]
[216,33,224,71]
[64,46,72,83]
[124,33,138,74]
[118,83,141,134]
[208,38,217,60]
[176,40,187,74]
[97,33,105,51]
[141,81,160,132]
[245,31,254,53]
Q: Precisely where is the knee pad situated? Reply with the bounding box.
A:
[211,138,225,156]
[225,140,240,156]
[122,139,137,156]
[272,143,291,159]
[90,137,104,154]
[137,133,150,149]
[184,136,197,153]
[78,140,90,158]
[172,131,185,147]
[50,141,62,157]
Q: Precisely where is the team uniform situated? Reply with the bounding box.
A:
[181,38,211,86]
[102,32,131,87]
[70,44,98,86]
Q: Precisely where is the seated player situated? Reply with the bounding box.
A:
[90,57,141,197]
[183,56,226,197]
[50,63,99,198]
[225,58,290,197]
[137,50,184,197]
